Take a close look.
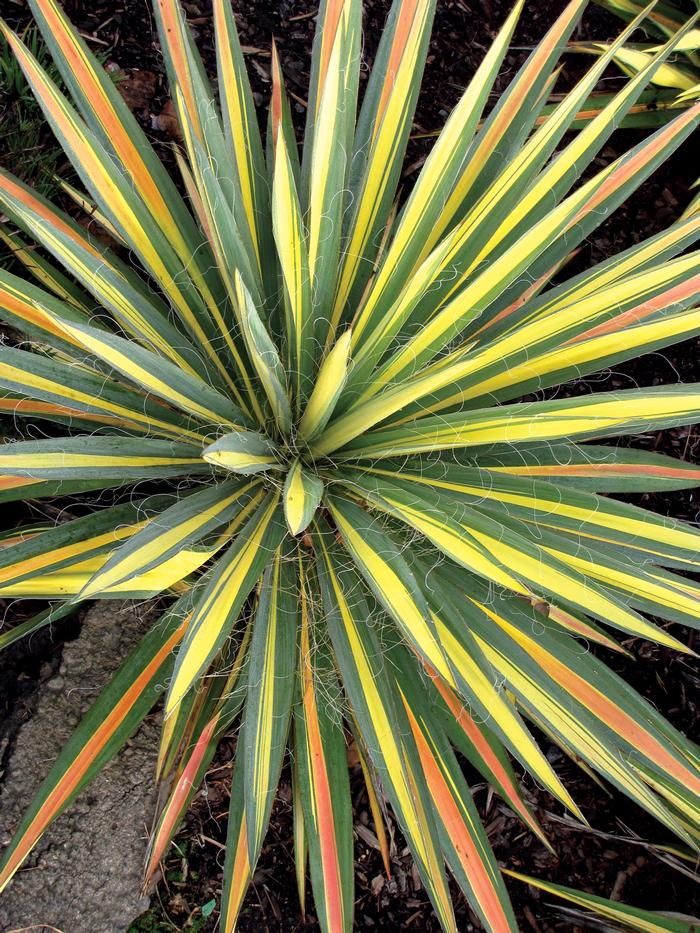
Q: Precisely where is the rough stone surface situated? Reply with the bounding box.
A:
[0,601,161,933]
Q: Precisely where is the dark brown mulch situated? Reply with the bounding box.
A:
[1,0,699,930]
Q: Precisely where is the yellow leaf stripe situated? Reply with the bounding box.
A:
[465,524,680,649]
[0,536,232,599]
[31,0,196,265]
[202,432,280,475]
[165,491,280,715]
[546,546,700,635]
[402,258,700,415]
[145,715,217,880]
[79,483,257,599]
[328,0,433,335]
[459,303,700,410]
[562,99,700,236]
[430,673,549,846]
[298,330,353,441]
[333,389,700,459]
[365,463,700,569]
[349,231,460,382]
[505,871,691,933]
[283,460,324,536]
[0,223,90,311]
[3,26,238,394]
[213,0,263,268]
[53,318,245,429]
[327,499,452,681]
[316,182,625,452]
[172,90,264,419]
[306,14,344,286]
[0,355,207,446]
[416,0,587,260]
[350,486,527,594]
[464,13,694,274]
[0,170,201,377]
[272,132,308,396]
[0,393,164,437]
[247,560,282,853]
[57,177,126,245]
[351,102,700,417]
[428,614,578,814]
[220,753,253,933]
[473,611,692,839]
[315,534,456,932]
[244,552,296,860]
[0,275,84,348]
[0,448,201,474]
[493,213,700,342]
[0,511,148,590]
[344,474,677,648]
[155,615,252,782]
[488,606,700,798]
[349,0,524,353]
[367,0,641,345]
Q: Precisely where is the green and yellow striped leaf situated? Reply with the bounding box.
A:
[328,385,700,460]
[283,459,324,536]
[304,0,361,351]
[506,871,700,932]
[78,480,259,599]
[298,330,353,441]
[165,491,285,715]
[243,548,298,858]
[0,168,212,383]
[0,436,207,481]
[314,524,458,932]
[326,494,452,682]
[50,317,249,430]
[272,129,312,403]
[146,629,251,879]
[0,498,163,598]
[234,271,292,435]
[471,441,700,493]
[202,430,281,475]
[0,224,93,315]
[219,748,253,932]
[213,0,272,284]
[329,0,437,336]
[1,24,237,395]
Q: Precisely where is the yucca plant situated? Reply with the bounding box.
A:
[1,0,700,929]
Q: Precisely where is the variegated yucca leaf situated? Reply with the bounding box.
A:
[568,0,700,210]
[1,1,700,930]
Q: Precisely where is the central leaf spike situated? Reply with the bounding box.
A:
[283,458,324,536]
[203,430,282,475]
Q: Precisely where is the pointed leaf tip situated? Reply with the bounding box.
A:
[203,430,282,475]
[283,459,324,535]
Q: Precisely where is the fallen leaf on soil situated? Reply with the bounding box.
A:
[152,99,182,141]
[116,69,157,112]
